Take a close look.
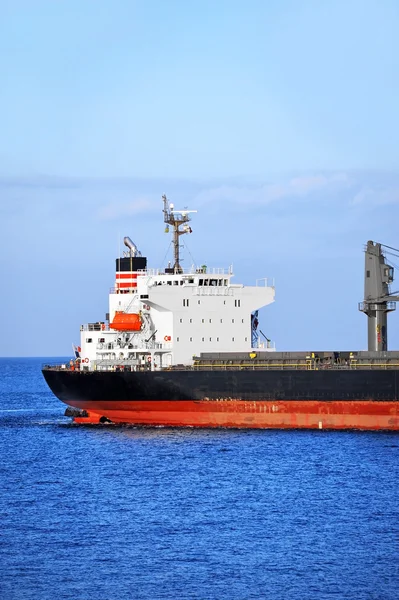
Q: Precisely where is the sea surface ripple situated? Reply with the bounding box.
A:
[0,358,398,600]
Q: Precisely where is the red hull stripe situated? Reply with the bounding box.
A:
[115,273,138,279]
[67,400,399,429]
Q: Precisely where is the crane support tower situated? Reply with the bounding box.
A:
[359,241,399,351]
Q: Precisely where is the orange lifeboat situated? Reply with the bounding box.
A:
[110,311,142,331]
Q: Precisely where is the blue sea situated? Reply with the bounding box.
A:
[1,357,398,600]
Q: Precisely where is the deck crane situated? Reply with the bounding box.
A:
[359,241,399,351]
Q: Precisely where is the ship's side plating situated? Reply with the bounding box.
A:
[42,351,399,430]
[42,364,399,429]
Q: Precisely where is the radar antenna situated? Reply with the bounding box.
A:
[162,194,197,273]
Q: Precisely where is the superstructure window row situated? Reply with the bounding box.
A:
[175,337,248,343]
[178,317,247,324]
[154,280,184,285]
[198,278,228,286]
[153,278,228,286]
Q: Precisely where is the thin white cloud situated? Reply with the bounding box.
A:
[193,172,351,207]
[352,186,399,206]
[97,198,155,220]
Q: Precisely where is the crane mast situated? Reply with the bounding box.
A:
[359,241,398,351]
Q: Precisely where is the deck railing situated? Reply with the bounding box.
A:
[43,360,399,372]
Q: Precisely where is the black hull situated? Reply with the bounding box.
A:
[42,368,399,402]
[41,368,399,429]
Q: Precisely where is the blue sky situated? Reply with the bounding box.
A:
[1,0,399,355]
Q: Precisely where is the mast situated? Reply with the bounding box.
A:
[358,241,397,351]
[162,194,197,273]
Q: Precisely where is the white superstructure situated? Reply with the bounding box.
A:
[78,196,275,371]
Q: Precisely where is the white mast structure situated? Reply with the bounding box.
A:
[162,194,197,274]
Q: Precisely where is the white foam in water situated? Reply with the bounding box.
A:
[0,408,55,412]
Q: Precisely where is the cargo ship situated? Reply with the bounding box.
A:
[42,195,399,429]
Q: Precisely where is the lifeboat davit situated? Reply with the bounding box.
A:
[110,311,142,331]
